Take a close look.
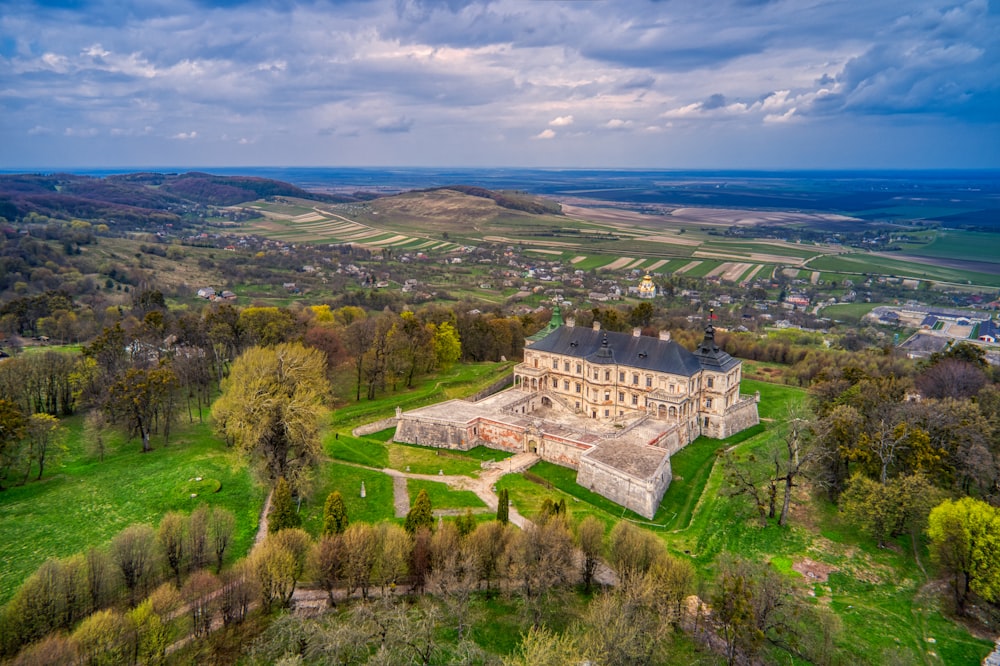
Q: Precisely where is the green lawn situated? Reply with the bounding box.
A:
[299,462,396,534]
[389,443,486,477]
[407,479,486,511]
[819,301,885,323]
[0,417,264,605]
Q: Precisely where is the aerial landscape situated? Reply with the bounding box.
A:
[1,1,999,665]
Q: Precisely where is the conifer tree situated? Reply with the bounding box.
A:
[323,490,349,535]
[269,477,300,533]
[405,489,434,534]
[496,488,509,525]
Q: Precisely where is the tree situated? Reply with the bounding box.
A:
[504,625,581,666]
[71,609,136,666]
[309,534,345,606]
[431,321,461,370]
[110,524,159,606]
[0,398,26,490]
[496,488,510,525]
[927,497,1000,613]
[106,365,178,453]
[269,477,301,533]
[83,409,109,463]
[156,512,187,585]
[576,515,604,593]
[342,523,379,600]
[212,343,329,490]
[405,488,434,534]
[323,490,349,535]
[208,506,236,573]
[248,538,297,612]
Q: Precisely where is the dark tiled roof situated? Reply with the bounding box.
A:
[530,326,705,376]
[692,325,742,373]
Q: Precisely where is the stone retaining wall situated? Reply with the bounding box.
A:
[352,417,400,437]
[470,373,514,402]
[577,449,672,519]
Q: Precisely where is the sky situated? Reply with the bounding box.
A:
[1,0,999,170]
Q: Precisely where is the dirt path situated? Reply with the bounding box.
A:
[255,488,274,545]
[382,452,539,528]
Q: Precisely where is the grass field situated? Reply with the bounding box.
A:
[819,301,885,323]
[0,416,265,605]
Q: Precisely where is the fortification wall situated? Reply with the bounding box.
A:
[477,419,524,453]
[352,417,399,437]
[538,435,590,468]
[577,452,672,519]
[395,417,472,450]
[470,373,515,402]
[720,397,760,438]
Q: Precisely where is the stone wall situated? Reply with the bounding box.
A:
[577,450,672,519]
[395,416,472,450]
[470,373,515,402]
[352,417,399,437]
[719,395,760,439]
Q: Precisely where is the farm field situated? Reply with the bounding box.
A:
[236,186,1000,290]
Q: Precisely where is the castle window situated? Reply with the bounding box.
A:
[631,395,638,405]
[575,382,581,393]
[705,398,712,408]
[604,409,610,417]
[576,363,582,374]
[669,385,675,393]
[632,373,639,385]
[563,380,569,390]
[619,371,625,382]
[618,392,624,402]
[707,377,714,388]
[604,370,610,381]
[552,359,558,369]
[564,361,570,372]
[594,370,599,379]
[605,391,611,401]
[646,376,652,387]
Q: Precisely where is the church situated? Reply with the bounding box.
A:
[394,309,759,518]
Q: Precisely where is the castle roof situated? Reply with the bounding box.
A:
[529,326,705,376]
[692,324,742,373]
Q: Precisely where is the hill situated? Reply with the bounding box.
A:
[0,172,369,230]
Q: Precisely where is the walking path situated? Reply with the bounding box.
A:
[383,452,540,528]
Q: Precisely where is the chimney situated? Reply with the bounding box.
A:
[566,316,576,327]
[593,321,601,331]
[659,330,671,342]
[632,326,641,337]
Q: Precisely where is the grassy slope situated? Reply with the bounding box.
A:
[0,415,264,605]
[500,377,992,664]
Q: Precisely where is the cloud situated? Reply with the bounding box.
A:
[604,119,633,130]
[173,131,198,140]
[0,0,997,168]
[374,117,414,133]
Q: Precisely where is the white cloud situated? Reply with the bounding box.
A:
[534,129,556,139]
[764,108,798,123]
[604,118,633,129]
[173,131,198,140]
[63,127,98,137]
[549,115,574,126]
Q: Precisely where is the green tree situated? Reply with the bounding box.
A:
[405,488,434,534]
[106,365,178,453]
[110,524,159,607]
[927,497,1000,613]
[269,477,301,533]
[0,399,27,490]
[496,488,510,525]
[576,515,604,593]
[323,490,349,535]
[212,343,329,489]
[431,321,461,370]
[208,506,236,573]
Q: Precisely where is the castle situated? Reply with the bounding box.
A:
[394,310,759,518]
